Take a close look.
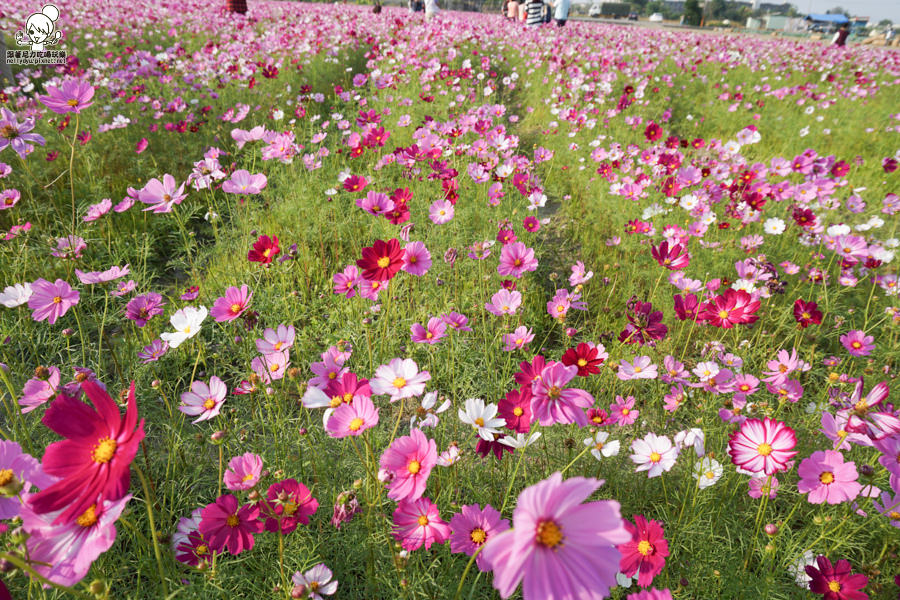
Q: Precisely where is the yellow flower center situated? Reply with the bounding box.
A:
[536,520,563,548]
[851,341,861,349]
[408,460,421,474]
[705,471,716,479]
[634,366,643,373]
[393,377,407,389]
[577,358,587,367]
[474,417,484,427]
[637,540,653,556]
[594,442,604,450]
[343,393,353,404]
[426,332,433,339]
[283,501,298,516]
[819,471,835,485]
[92,437,117,463]
[757,443,772,456]
[226,514,240,527]
[0,469,13,487]
[513,407,523,416]
[802,312,811,320]
[328,371,337,380]
[230,303,242,313]
[263,248,272,257]
[470,528,487,544]
[417,514,429,526]
[718,310,730,319]
[547,386,562,399]
[203,398,216,410]
[349,417,364,431]
[649,451,661,463]
[66,99,79,107]
[330,396,343,408]
[274,341,283,350]
[377,256,391,268]
[242,472,255,482]
[53,296,62,304]
[828,581,842,593]
[76,504,98,527]
[621,408,630,415]
[197,544,209,555]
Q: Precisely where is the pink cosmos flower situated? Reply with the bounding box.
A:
[569,260,593,286]
[429,199,454,224]
[502,326,534,351]
[370,358,430,401]
[379,428,437,502]
[179,376,227,423]
[19,366,61,413]
[76,265,130,285]
[497,242,538,279]
[611,395,639,426]
[356,191,393,215]
[27,278,79,325]
[0,441,53,519]
[21,494,130,586]
[530,363,593,427]
[630,433,678,478]
[333,264,361,298]
[617,356,658,381]
[485,288,522,316]
[442,311,472,332]
[480,472,630,600]
[210,285,252,322]
[83,198,112,222]
[840,330,875,357]
[411,317,447,345]
[199,494,263,555]
[256,324,295,355]
[138,174,187,213]
[651,241,690,270]
[124,292,165,327]
[135,138,148,154]
[222,169,267,195]
[262,479,318,534]
[728,418,797,476]
[872,491,900,528]
[797,450,862,505]
[402,241,432,276]
[0,108,45,158]
[618,514,670,587]
[448,504,510,571]
[38,79,95,114]
[748,474,779,499]
[292,564,338,600]
[223,452,263,491]
[325,396,379,438]
[251,349,290,384]
[392,496,450,551]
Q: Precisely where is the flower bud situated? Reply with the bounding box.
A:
[210,430,226,442]
[764,523,778,536]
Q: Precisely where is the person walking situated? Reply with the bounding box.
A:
[553,0,570,27]
[226,0,248,14]
[526,0,543,26]
[506,0,519,21]
[424,0,440,21]
[832,22,850,47]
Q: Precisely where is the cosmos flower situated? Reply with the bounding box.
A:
[379,428,437,502]
[392,497,450,551]
[728,418,797,476]
[618,514,669,587]
[179,376,228,423]
[448,504,510,571]
[27,278,79,325]
[797,450,862,505]
[630,433,678,478]
[199,494,263,555]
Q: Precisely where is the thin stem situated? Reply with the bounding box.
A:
[135,466,169,597]
[452,544,485,600]
[68,113,80,240]
[0,552,94,600]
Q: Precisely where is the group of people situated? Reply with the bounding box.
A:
[506,0,570,27]
[408,0,442,20]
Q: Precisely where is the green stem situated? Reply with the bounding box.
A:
[135,466,169,597]
[0,553,94,600]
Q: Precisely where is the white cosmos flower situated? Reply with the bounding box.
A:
[458,398,505,441]
[826,224,851,236]
[498,431,542,449]
[0,283,32,308]
[160,305,207,349]
[675,428,706,456]
[692,457,722,488]
[788,550,817,587]
[583,431,620,461]
[763,217,785,235]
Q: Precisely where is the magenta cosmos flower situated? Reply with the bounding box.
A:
[497,242,538,279]
[448,503,510,571]
[199,494,264,555]
[27,278,79,325]
[728,418,797,476]
[797,450,862,505]
[30,381,145,525]
[530,362,593,427]
[21,494,130,586]
[262,479,318,534]
[805,555,869,600]
[179,376,227,423]
[210,285,252,322]
[839,330,875,357]
[411,317,447,345]
[480,472,630,600]
[392,496,450,551]
[326,396,379,438]
[38,79,95,114]
[222,169,267,195]
[402,241,432,276]
[223,452,263,491]
[370,358,430,402]
[379,428,437,502]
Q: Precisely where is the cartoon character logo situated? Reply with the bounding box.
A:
[14,4,63,52]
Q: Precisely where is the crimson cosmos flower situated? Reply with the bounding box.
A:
[618,514,670,587]
[248,235,280,264]
[30,381,145,525]
[697,289,760,328]
[356,238,405,281]
[793,298,823,328]
[561,342,605,376]
[651,241,690,270]
[805,555,869,600]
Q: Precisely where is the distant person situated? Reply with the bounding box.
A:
[553,0,570,27]
[832,22,850,46]
[226,0,248,14]
[886,27,896,43]
[526,0,543,26]
[518,2,527,22]
[424,0,440,21]
[506,0,519,20]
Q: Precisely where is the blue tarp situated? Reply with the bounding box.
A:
[805,13,849,24]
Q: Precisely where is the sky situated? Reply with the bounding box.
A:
[800,0,899,23]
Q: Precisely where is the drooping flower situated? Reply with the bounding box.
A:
[804,555,869,600]
[449,504,510,571]
[210,285,252,322]
[618,514,670,587]
[27,278,79,325]
[199,494,263,555]
[262,479,318,534]
[223,452,263,491]
[392,496,450,551]
[19,366,61,414]
[797,450,862,505]
[728,418,797,476]
[480,472,630,600]
[179,376,227,424]
[379,428,437,502]
[29,381,145,525]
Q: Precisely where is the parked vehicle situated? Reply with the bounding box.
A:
[648,12,663,22]
[627,12,638,20]
[588,3,602,17]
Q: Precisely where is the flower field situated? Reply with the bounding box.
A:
[1,1,899,598]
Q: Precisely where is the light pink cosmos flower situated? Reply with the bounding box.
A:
[251,350,290,384]
[502,326,534,351]
[379,428,437,502]
[292,563,339,600]
[222,169,267,195]
[485,288,522,316]
[27,278,79,325]
[630,433,678,478]
[0,441,54,519]
[728,418,797,476]
[429,199,454,224]
[530,363,593,427]
[19,366,61,413]
[256,324,295,355]
[747,474,779,499]
[840,330,875,357]
[223,452,263,491]
[325,396,379,438]
[370,358,430,402]
[356,191,393,215]
[611,395,638,426]
[138,174,187,213]
[21,494,130,586]
[617,356,658,381]
[480,472,629,600]
[797,450,861,505]
[497,242,538,279]
[392,496,450,551]
[210,285,252,322]
[83,198,112,222]
[402,241,432,276]
[179,376,228,423]
[569,261,593,286]
[411,317,447,345]
[231,125,266,149]
[75,265,130,285]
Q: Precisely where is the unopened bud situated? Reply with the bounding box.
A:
[764,523,778,536]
